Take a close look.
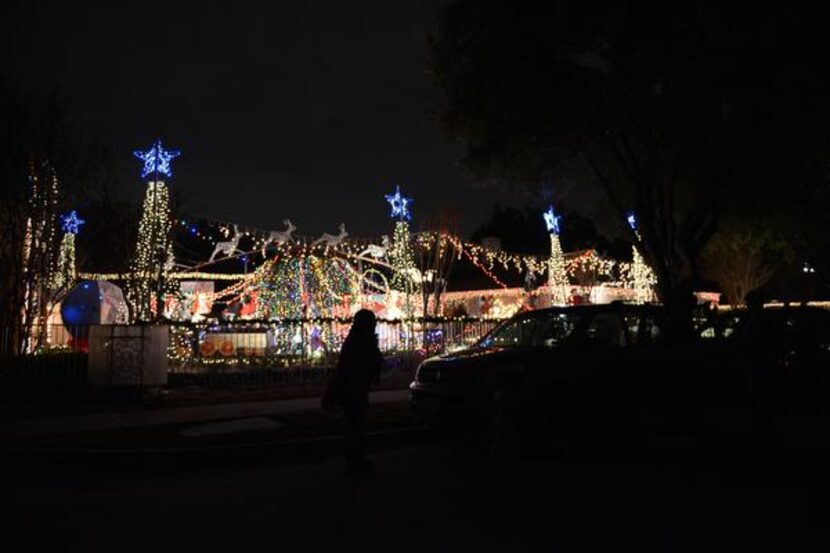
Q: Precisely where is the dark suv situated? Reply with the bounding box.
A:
[410,303,830,450]
[410,304,680,434]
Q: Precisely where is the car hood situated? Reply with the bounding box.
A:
[423,346,534,368]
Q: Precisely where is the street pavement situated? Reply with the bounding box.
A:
[0,389,410,439]
[2,436,827,552]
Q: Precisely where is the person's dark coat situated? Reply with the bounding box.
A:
[334,312,383,409]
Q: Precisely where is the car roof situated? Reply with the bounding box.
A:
[725,305,829,317]
[517,303,662,318]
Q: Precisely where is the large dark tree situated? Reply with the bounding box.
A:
[0,79,131,352]
[74,145,139,275]
[471,203,627,258]
[429,2,830,320]
[699,212,793,306]
[0,82,83,351]
[787,146,830,290]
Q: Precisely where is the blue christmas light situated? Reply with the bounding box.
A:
[384,185,412,221]
[543,205,560,235]
[60,210,85,234]
[133,140,181,179]
[627,212,637,231]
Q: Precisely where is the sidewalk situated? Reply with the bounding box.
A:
[0,389,410,440]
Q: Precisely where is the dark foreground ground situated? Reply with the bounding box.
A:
[2,432,828,552]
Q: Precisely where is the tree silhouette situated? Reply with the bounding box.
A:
[429,2,830,321]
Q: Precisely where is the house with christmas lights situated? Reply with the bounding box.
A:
[40,142,669,362]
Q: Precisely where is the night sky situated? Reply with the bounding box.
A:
[2,1,525,238]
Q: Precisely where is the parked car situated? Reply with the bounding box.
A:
[410,303,830,453]
[411,304,683,443]
[724,306,830,410]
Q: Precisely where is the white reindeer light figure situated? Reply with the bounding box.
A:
[209,224,242,262]
[311,223,348,247]
[358,235,390,259]
[261,219,296,256]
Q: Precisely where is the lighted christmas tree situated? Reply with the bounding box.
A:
[627,213,656,304]
[544,205,569,305]
[385,186,417,315]
[390,221,417,292]
[53,210,84,290]
[128,140,180,321]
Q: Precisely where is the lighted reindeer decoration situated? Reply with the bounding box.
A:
[209,224,243,262]
[261,219,296,256]
[358,235,390,259]
[311,223,348,247]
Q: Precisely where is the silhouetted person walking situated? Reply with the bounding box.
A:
[325,309,383,476]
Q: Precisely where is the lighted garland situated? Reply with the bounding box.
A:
[187,217,620,286]
[418,231,617,283]
[90,225,634,309]
[109,201,646,323]
[83,247,616,285]
[204,256,278,303]
[79,271,251,281]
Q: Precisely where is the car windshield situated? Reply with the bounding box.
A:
[478,312,578,348]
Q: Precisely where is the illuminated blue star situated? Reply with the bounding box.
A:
[385,185,412,221]
[627,212,637,231]
[543,205,560,234]
[60,211,85,234]
[133,140,181,179]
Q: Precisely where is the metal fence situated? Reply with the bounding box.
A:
[1,323,90,357]
[1,324,90,395]
[169,318,500,367]
[167,318,502,386]
[0,318,504,390]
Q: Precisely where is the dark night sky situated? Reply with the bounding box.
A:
[2,1,527,238]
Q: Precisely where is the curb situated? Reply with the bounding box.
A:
[0,425,431,469]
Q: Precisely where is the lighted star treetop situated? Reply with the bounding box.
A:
[543,205,561,235]
[133,140,181,179]
[60,210,85,234]
[385,185,412,221]
[627,212,638,232]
